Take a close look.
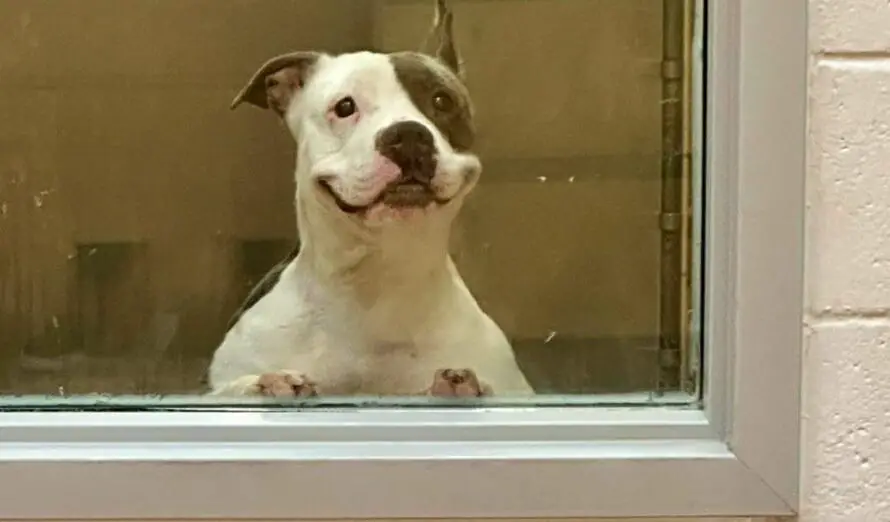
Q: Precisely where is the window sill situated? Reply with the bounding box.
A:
[0,408,793,519]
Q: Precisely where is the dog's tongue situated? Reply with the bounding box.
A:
[381,182,434,208]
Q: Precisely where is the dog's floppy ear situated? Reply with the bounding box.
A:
[421,0,463,78]
[230,51,323,115]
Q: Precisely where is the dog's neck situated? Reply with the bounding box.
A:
[293,183,456,303]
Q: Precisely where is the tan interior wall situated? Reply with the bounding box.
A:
[376,0,663,339]
[376,0,665,392]
[0,0,373,392]
[0,0,669,395]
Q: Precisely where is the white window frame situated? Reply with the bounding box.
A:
[0,0,805,518]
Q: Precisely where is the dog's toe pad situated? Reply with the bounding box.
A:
[256,372,318,397]
[428,368,492,397]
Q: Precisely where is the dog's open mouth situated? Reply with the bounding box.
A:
[319,178,447,214]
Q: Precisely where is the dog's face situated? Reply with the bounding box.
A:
[232,1,479,228]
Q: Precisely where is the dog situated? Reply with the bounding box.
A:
[206,0,533,398]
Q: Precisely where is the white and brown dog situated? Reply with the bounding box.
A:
[207,0,532,398]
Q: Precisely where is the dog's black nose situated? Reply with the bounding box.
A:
[376,121,436,183]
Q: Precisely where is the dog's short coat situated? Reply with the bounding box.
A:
[207,0,533,397]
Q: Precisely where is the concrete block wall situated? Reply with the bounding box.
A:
[803,0,890,520]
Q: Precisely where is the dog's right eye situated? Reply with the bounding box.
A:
[333,97,357,118]
[432,91,454,113]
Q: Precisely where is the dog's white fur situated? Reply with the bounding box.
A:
[208,51,532,397]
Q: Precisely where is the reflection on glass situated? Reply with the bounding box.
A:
[0,0,699,405]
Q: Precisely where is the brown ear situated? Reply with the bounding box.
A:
[230,51,323,114]
[421,0,463,78]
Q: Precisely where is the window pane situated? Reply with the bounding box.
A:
[0,0,701,405]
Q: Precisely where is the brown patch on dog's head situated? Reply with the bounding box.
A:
[230,51,323,115]
[386,0,475,151]
[389,52,475,151]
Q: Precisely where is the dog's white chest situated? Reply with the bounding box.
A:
[208,261,531,396]
[336,337,481,395]
[282,315,485,395]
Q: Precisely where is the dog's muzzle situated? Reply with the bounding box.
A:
[374,121,437,208]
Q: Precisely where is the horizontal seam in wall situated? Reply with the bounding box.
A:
[815,52,890,70]
[806,310,890,328]
[817,51,890,60]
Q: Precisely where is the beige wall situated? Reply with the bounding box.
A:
[803,0,890,520]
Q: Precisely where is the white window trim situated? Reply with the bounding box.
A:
[0,0,805,518]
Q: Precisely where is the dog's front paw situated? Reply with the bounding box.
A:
[427,368,493,397]
[256,371,318,398]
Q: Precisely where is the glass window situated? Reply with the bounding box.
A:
[0,0,700,404]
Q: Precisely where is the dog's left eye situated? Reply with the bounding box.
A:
[432,91,454,113]
[333,97,357,118]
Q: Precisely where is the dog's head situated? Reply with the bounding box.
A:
[231,0,479,231]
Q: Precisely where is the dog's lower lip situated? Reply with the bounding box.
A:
[318,178,449,214]
[381,181,436,207]
[318,179,364,213]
